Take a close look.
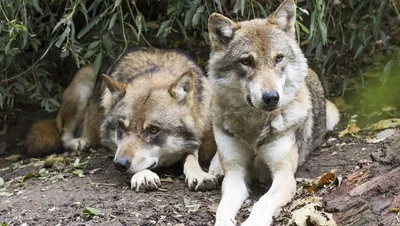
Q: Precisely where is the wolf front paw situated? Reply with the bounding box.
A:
[130,169,161,192]
[209,154,224,183]
[240,216,272,226]
[214,218,237,226]
[209,165,224,183]
[186,170,218,191]
[65,137,90,151]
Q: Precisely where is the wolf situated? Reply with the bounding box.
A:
[26,48,218,191]
[206,0,340,225]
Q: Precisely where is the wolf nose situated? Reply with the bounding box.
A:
[262,90,280,106]
[114,158,131,172]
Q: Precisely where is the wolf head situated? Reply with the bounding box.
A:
[208,0,308,111]
[100,68,201,174]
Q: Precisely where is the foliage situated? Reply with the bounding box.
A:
[0,0,398,112]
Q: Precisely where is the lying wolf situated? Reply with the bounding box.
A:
[26,48,218,191]
[206,0,340,225]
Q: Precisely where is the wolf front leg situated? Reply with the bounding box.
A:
[241,133,298,226]
[213,127,253,226]
[184,149,218,191]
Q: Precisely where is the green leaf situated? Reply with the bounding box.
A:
[156,20,172,38]
[112,0,122,12]
[32,0,43,14]
[55,26,71,48]
[94,51,103,75]
[77,16,100,39]
[82,207,102,216]
[255,1,267,17]
[296,21,309,34]
[84,49,98,59]
[88,40,100,50]
[176,20,187,40]
[72,169,84,177]
[48,98,60,107]
[214,0,223,13]
[108,13,118,30]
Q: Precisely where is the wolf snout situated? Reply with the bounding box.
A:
[262,90,279,108]
[114,157,131,172]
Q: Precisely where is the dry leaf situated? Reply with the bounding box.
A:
[365,129,395,143]
[371,118,400,131]
[308,170,337,193]
[382,106,397,112]
[389,207,400,213]
[43,155,64,168]
[339,119,361,138]
[4,154,22,162]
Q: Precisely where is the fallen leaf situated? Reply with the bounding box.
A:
[72,169,84,177]
[382,106,397,112]
[371,118,400,131]
[0,177,4,187]
[365,129,395,143]
[339,119,361,138]
[4,154,22,162]
[82,207,102,216]
[389,207,400,213]
[160,177,174,183]
[184,197,201,213]
[0,191,13,197]
[17,172,39,183]
[308,170,337,193]
[73,160,89,169]
[52,162,65,171]
[43,155,64,168]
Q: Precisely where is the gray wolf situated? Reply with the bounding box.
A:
[206,0,340,225]
[26,48,218,192]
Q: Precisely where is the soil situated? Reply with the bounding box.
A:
[0,110,399,226]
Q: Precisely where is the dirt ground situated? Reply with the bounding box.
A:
[0,109,399,226]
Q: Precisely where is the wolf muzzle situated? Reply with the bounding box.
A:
[262,90,279,110]
[114,157,131,172]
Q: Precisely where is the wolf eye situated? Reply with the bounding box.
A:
[148,126,160,135]
[240,57,253,67]
[275,54,284,64]
[117,121,125,140]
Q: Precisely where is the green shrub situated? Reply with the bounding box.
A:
[0,0,398,111]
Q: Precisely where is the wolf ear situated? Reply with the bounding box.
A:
[208,13,239,51]
[102,74,128,94]
[169,71,195,104]
[267,0,297,39]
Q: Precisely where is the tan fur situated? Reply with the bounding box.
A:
[26,49,217,191]
[26,119,63,157]
[207,0,340,225]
